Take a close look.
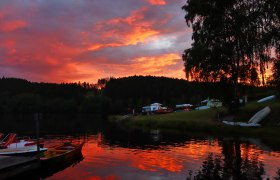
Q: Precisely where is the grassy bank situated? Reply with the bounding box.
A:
[109,99,280,138]
[234,100,280,126]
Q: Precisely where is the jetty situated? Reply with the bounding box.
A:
[0,156,39,179]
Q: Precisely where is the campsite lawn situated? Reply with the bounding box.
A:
[234,100,280,125]
[110,99,280,137]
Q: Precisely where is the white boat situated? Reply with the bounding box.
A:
[207,99,222,108]
[222,106,271,127]
[195,106,210,110]
[257,95,276,103]
[248,106,271,124]
[222,121,261,127]
[0,133,47,156]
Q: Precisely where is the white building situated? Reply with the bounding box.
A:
[142,103,162,113]
[206,99,222,108]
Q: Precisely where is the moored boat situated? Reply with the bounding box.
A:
[155,108,173,114]
[222,121,261,127]
[40,141,84,167]
[0,133,47,156]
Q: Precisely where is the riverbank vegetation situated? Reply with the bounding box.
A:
[109,100,280,137]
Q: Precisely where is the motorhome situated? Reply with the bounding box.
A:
[142,103,162,114]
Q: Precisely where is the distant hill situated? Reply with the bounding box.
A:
[0,77,108,116]
[0,77,87,99]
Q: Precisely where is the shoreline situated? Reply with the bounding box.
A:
[109,100,280,138]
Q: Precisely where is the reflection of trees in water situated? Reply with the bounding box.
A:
[189,140,266,180]
[275,169,280,180]
[10,150,84,180]
[0,114,103,134]
[192,153,223,180]
[222,139,265,179]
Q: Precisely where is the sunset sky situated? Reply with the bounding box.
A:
[0,0,192,83]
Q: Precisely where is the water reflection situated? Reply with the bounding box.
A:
[39,151,84,179]
[190,140,266,180]
[4,130,280,179]
[75,133,280,180]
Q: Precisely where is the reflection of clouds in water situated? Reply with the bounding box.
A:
[36,134,280,179]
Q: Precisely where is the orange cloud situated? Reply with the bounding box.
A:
[87,53,185,81]
[87,8,160,51]
[0,20,27,32]
[88,44,104,51]
[130,53,185,79]
[50,40,83,57]
[133,53,181,73]
[147,0,166,5]
[0,1,189,83]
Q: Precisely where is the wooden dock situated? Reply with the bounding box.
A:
[0,156,40,179]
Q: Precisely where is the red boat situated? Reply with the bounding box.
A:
[155,108,173,114]
[0,133,47,156]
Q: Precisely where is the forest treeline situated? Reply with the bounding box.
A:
[0,77,109,116]
[103,76,277,114]
[0,76,276,117]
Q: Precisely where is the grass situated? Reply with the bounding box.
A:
[234,99,280,125]
[109,99,280,138]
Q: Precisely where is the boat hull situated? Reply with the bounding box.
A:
[38,142,84,178]
[0,147,48,156]
[222,121,261,127]
[40,142,84,167]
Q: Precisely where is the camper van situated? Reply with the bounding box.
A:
[142,103,162,114]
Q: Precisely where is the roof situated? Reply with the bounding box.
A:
[150,103,162,106]
[176,104,193,108]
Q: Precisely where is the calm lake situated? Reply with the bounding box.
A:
[18,126,280,180]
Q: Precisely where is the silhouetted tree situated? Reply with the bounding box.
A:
[182,0,280,104]
[272,59,280,89]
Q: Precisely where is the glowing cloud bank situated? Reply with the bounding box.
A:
[0,0,192,83]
